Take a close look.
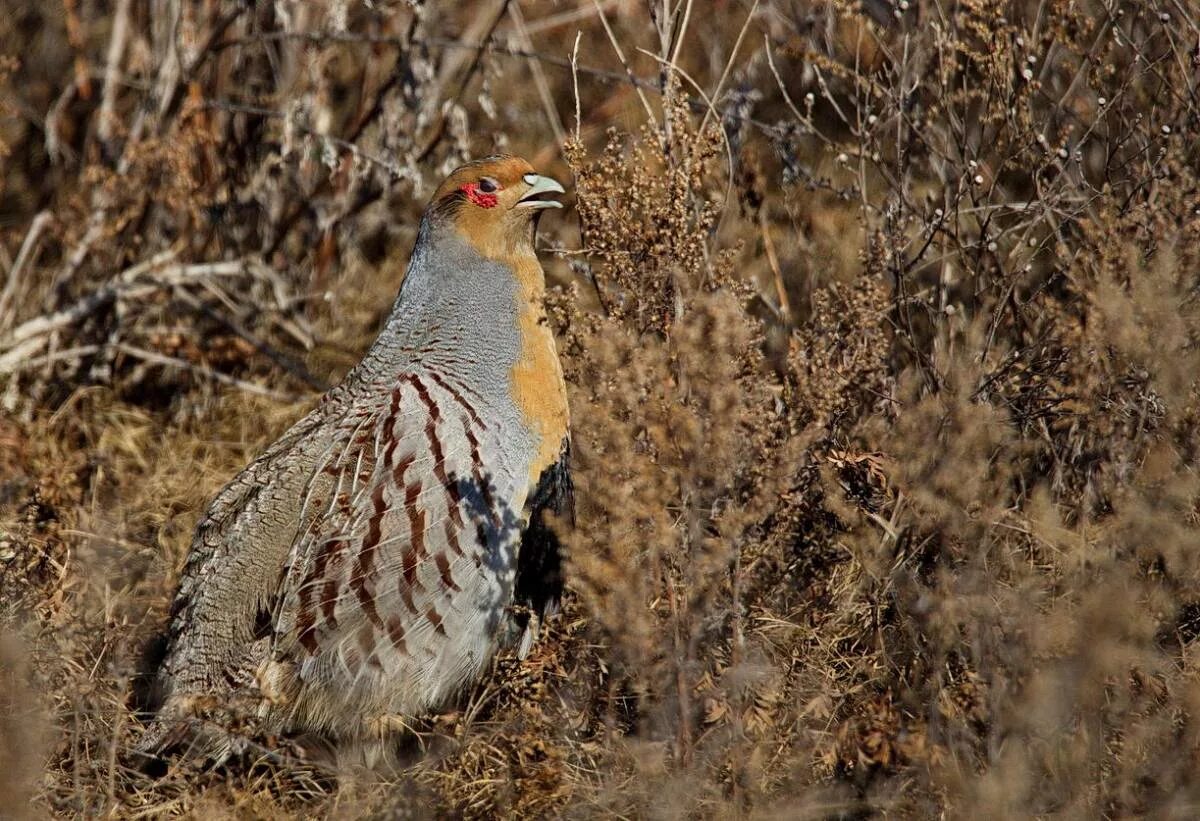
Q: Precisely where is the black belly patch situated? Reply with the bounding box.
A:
[513,438,573,619]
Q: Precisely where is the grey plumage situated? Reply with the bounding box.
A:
[139,157,571,764]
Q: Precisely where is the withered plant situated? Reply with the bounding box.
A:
[1,0,1199,817]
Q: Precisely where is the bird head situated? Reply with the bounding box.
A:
[427,155,565,259]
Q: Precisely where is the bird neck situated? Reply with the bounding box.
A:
[342,218,568,493]
[505,248,570,485]
[353,219,558,401]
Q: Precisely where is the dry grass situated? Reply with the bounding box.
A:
[3,0,1200,817]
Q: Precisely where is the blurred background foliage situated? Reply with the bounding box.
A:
[2,0,1200,817]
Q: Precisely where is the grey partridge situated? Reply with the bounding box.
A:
[138,155,572,762]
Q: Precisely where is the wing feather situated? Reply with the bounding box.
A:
[269,372,512,724]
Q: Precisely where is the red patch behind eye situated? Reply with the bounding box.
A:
[460,182,499,209]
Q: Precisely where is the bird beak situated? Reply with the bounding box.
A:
[516,173,565,209]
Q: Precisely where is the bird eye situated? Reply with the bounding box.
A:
[478,177,500,193]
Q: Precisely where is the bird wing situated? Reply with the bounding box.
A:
[140,407,335,756]
[158,409,330,692]
[271,369,518,712]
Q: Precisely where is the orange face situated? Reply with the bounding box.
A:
[429,155,565,260]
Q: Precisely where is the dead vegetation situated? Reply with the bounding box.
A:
[2,0,1200,817]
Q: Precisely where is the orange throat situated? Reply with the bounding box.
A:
[509,253,570,487]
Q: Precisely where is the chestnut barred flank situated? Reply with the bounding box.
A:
[134,155,571,765]
[3,1,1200,818]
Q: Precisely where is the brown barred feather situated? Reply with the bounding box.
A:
[138,156,570,764]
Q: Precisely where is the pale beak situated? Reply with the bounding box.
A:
[516,173,565,209]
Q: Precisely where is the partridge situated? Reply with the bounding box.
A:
[139,155,571,761]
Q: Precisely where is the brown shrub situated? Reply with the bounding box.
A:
[2,0,1200,817]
